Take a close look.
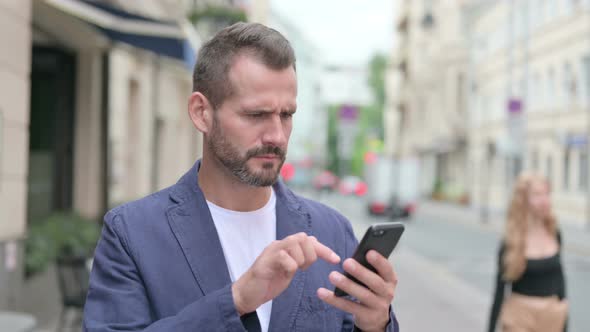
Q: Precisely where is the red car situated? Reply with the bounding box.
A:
[338,176,368,196]
[312,170,338,192]
[368,196,416,219]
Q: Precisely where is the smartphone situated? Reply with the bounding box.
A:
[334,222,405,297]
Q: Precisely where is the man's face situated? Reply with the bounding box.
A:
[207,54,297,186]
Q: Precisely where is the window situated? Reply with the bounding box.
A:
[548,67,556,108]
[493,92,502,121]
[457,74,465,116]
[539,0,547,25]
[537,73,546,110]
[482,94,490,124]
[505,157,511,188]
[563,62,576,103]
[547,0,557,21]
[563,149,570,191]
[514,7,524,39]
[583,55,590,106]
[518,76,525,100]
[514,156,523,182]
[530,149,539,170]
[565,0,576,14]
[530,72,539,110]
[580,151,589,191]
[506,156,523,187]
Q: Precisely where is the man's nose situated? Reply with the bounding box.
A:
[261,115,287,147]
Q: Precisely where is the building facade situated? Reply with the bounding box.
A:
[386,0,470,200]
[0,0,203,314]
[387,0,590,226]
[467,0,590,226]
[0,0,33,309]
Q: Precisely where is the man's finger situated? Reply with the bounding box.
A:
[329,271,379,305]
[300,237,318,270]
[317,287,366,315]
[287,244,306,268]
[312,238,340,264]
[366,250,396,284]
[278,250,298,275]
[343,258,388,297]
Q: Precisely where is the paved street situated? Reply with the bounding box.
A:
[303,190,590,332]
[23,189,590,332]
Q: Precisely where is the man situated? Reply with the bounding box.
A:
[84,22,399,332]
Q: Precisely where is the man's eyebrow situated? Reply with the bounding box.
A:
[242,108,296,113]
[242,109,274,113]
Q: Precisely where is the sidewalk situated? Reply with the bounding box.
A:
[20,264,63,332]
[393,247,488,332]
[417,200,590,256]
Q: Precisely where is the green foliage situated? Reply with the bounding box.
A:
[368,54,388,109]
[433,178,445,194]
[188,6,247,25]
[350,104,385,177]
[327,104,340,175]
[365,54,388,142]
[25,212,100,278]
[324,54,388,176]
[351,133,366,177]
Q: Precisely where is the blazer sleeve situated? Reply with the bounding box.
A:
[338,215,400,332]
[83,212,246,332]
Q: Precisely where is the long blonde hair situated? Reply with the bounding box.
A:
[502,171,557,281]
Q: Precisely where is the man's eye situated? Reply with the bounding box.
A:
[281,113,293,119]
[249,113,265,118]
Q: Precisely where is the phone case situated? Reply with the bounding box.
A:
[334,222,405,297]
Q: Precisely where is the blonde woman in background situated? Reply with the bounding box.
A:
[487,172,568,332]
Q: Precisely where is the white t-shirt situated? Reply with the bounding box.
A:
[207,189,277,332]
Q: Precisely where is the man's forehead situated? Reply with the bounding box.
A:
[229,53,295,78]
[227,55,297,93]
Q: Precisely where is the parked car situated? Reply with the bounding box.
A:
[368,196,416,219]
[338,175,367,196]
[364,155,418,220]
[312,170,339,192]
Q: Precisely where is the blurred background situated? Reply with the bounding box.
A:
[0,0,590,331]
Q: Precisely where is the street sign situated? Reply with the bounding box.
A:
[339,105,358,121]
[507,97,525,155]
[507,98,522,114]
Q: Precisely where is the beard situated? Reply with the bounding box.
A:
[207,117,286,187]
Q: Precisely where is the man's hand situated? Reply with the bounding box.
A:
[232,232,341,315]
[317,250,397,332]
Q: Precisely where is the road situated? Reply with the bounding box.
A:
[304,190,590,332]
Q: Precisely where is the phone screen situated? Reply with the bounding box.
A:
[334,222,405,297]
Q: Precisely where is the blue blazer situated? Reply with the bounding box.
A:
[83,160,399,331]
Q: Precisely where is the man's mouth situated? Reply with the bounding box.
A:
[253,154,279,160]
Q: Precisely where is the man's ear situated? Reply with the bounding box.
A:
[188,92,214,134]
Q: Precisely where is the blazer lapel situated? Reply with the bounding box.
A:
[166,162,311,329]
[167,161,232,295]
[268,181,311,331]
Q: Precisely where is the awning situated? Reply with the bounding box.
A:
[43,0,200,68]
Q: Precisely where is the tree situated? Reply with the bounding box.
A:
[368,54,388,110]
[364,53,388,141]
